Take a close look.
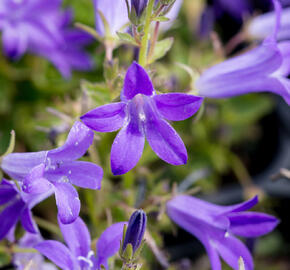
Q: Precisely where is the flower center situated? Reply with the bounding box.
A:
[132,94,147,122]
[77,250,95,270]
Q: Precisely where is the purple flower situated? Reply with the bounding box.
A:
[196,0,290,105]
[94,0,129,37]
[248,7,290,41]
[167,195,279,270]
[81,62,203,175]
[0,0,92,78]
[1,121,103,224]
[35,217,126,270]
[13,233,57,270]
[0,179,51,241]
[196,38,290,105]
[122,210,146,253]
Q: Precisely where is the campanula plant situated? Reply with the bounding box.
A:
[0,0,286,269]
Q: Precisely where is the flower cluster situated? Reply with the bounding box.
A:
[0,0,287,269]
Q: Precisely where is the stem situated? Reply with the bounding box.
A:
[148,21,160,61]
[139,0,155,66]
[34,217,62,237]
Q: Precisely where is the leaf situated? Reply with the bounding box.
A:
[153,16,170,22]
[81,80,111,107]
[116,32,138,46]
[148,37,174,64]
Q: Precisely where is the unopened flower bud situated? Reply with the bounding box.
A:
[130,0,148,25]
[122,210,147,253]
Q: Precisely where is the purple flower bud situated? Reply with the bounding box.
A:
[123,210,147,252]
[131,0,148,17]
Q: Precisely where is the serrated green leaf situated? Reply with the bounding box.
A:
[148,37,174,64]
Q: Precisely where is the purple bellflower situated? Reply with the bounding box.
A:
[35,217,127,270]
[167,195,279,270]
[196,0,290,105]
[81,62,203,175]
[0,0,92,78]
[122,210,147,253]
[1,121,103,224]
[14,233,57,270]
[94,0,129,37]
[0,179,51,241]
[248,7,290,41]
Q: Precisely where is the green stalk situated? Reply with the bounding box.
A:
[138,0,155,67]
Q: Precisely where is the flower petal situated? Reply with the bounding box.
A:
[48,121,94,162]
[0,180,17,205]
[54,183,80,224]
[20,207,38,234]
[2,24,28,59]
[94,0,129,36]
[215,235,253,270]
[228,212,279,237]
[23,164,53,194]
[59,217,91,258]
[153,93,203,121]
[0,199,25,240]
[110,102,145,175]
[220,196,258,215]
[96,222,127,270]
[144,101,187,165]
[166,201,222,270]
[81,102,126,132]
[46,161,103,189]
[167,195,229,230]
[1,151,47,181]
[196,39,289,102]
[122,62,154,101]
[35,240,77,270]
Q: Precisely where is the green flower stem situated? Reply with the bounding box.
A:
[139,0,155,67]
[34,216,62,237]
[0,246,37,254]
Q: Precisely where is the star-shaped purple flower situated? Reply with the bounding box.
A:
[35,217,126,270]
[1,121,103,224]
[0,179,52,241]
[167,195,279,270]
[81,62,203,175]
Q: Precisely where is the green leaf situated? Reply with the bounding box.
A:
[148,37,174,64]
[81,80,111,106]
[153,16,170,22]
[116,32,138,46]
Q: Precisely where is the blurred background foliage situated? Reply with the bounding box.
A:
[0,0,290,269]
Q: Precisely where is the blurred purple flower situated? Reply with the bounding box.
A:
[94,0,129,37]
[35,217,126,270]
[167,195,279,270]
[81,62,203,175]
[196,0,290,105]
[0,0,93,78]
[248,7,290,41]
[0,179,51,241]
[14,233,57,270]
[1,121,103,224]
